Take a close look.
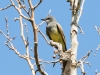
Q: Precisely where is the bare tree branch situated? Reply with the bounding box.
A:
[47,9,52,16]
[94,26,100,56]
[76,0,85,34]
[14,18,20,21]
[17,1,35,74]
[0,4,13,11]
[5,16,10,36]
[96,70,100,75]
[24,23,29,43]
[0,0,88,75]
[77,0,85,23]
[78,25,84,34]
[23,7,31,17]
[28,0,34,10]
[27,0,48,75]
[37,21,45,27]
[0,17,27,60]
[39,59,60,67]
[34,0,42,10]
[0,0,49,75]
[38,29,50,44]
[77,50,92,75]
[10,0,30,20]
[62,0,85,75]
[94,45,100,56]
[95,26,100,35]
[5,40,27,59]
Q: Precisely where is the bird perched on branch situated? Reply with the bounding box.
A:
[41,16,67,51]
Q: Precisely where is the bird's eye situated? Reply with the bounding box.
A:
[47,18,50,20]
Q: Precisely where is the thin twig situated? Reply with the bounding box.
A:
[95,26,100,35]
[77,50,92,75]
[81,50,92,61]
[0,30,10,40]
[74,23,84,34]
[23,8,31,17]
[76,0,85,34]
[0,4,13,11]
[78,25,84,34]
[5,16,10,37]
[48,9,51,16]
[37,21,45,27]
[10,0,30,21]
[34,0,42,10]
[14,18,20,22]
[40,59,60,64]
[39,59,60,67]
[17,1,35,75]
[5,41,26,59]
[77,0,85,23]
[24,23,29,44]
[94,45,100,56]
[96,70,100,75]
[38,29,50,44]
[0,17,26,60]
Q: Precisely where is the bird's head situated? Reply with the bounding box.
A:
[41,16,56,24]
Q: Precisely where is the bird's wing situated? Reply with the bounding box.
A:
[46,27,52,40]
[56,23,67,50]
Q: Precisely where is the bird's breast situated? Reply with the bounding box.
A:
[47,27,60,42]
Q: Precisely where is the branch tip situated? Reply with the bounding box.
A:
[34,0,43,10]
[47,9,52,16]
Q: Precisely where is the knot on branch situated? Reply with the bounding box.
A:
[60,50,71,62]
[49,40,72,62]
[71,21,84,34]
[50,40,62,51]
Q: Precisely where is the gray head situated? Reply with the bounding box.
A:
[41,16,56,24]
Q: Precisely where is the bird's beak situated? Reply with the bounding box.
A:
[41,18,45,21]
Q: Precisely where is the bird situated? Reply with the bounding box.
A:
[41,16,67,51]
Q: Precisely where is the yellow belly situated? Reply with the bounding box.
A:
[48,27,66,51]
[50,31,60,42]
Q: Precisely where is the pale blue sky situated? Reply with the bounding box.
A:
[0,0,100,75]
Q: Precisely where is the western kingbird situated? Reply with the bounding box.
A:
[41,16,67,51]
